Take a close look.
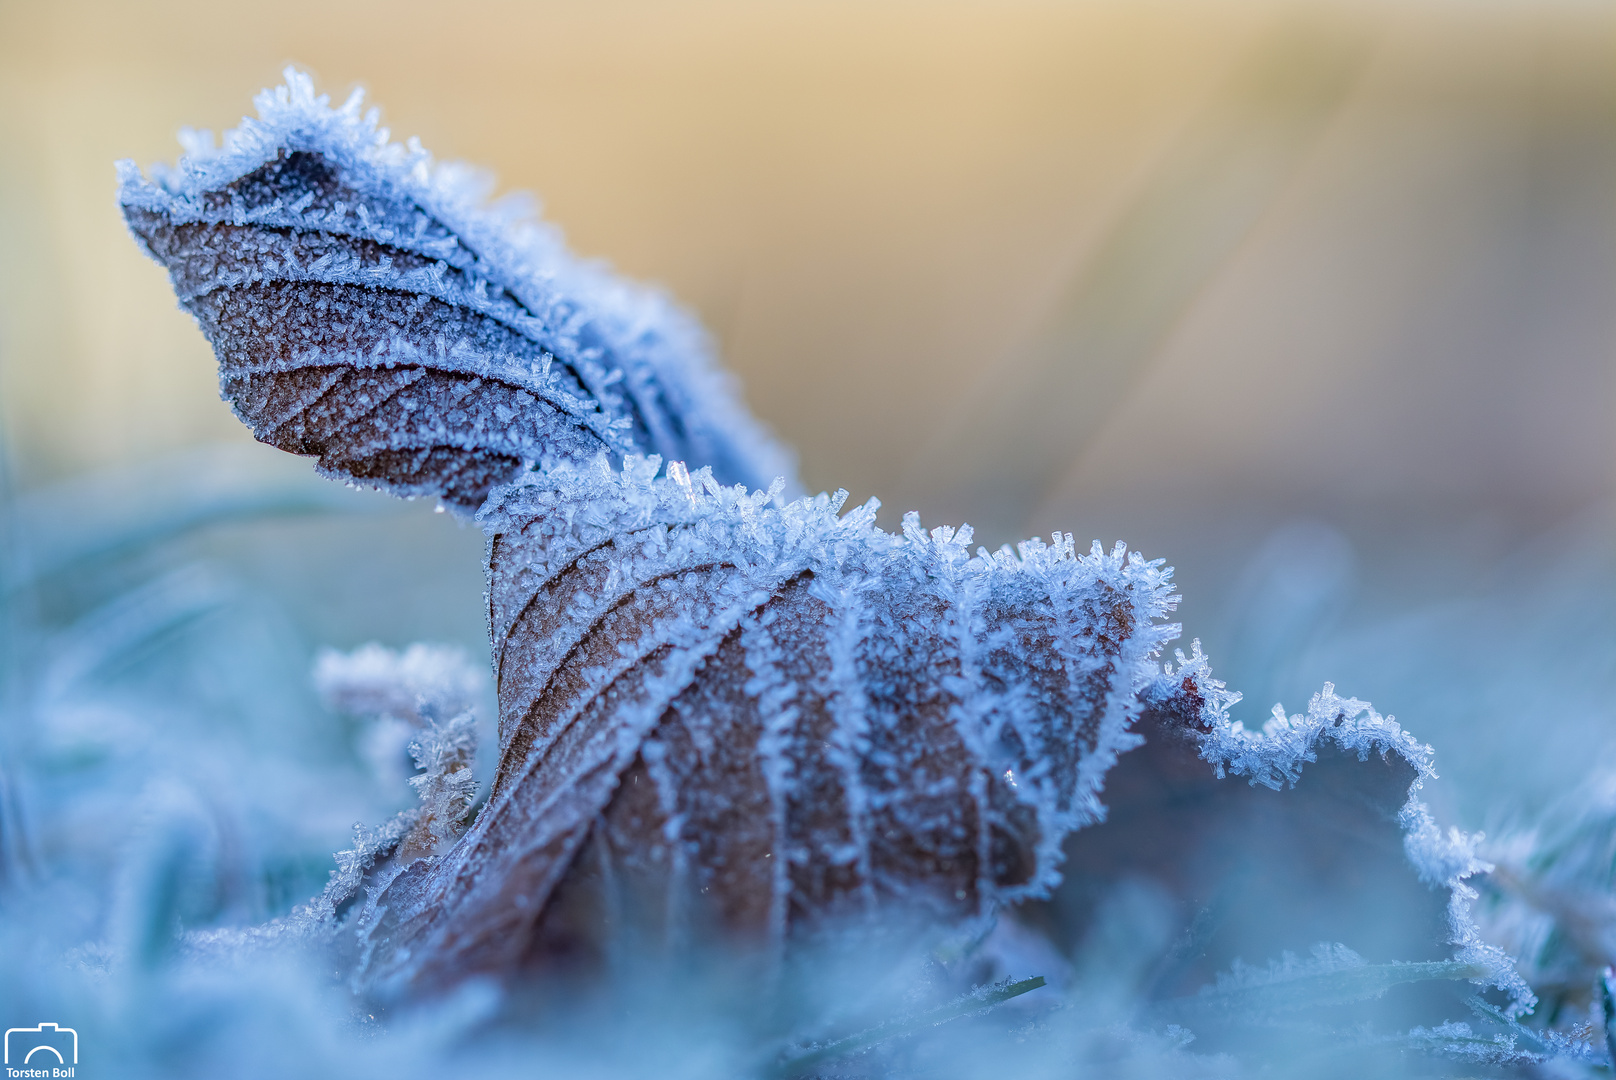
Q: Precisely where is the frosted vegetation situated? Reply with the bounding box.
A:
[0,69,1610,1077]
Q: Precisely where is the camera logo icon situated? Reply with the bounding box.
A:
[4,1023,78,1066]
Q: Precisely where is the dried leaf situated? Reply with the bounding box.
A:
[120,71,792,511]
[120,71,1531,1039]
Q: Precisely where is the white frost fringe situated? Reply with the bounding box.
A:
[1167,645,1535,1016]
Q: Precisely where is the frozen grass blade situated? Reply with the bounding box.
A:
[1161,956,1495,1021]
[1602,967,1616,1067]
[769,975,1047,1078]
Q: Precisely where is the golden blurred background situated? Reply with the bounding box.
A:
[3,0,1614,817]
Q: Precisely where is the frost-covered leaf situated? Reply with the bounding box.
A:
[120,68,793,511]
[359,467,1183,992]
[122,71,1195,995]
[119,72,1539,1078]
[1024,658,1535,1065]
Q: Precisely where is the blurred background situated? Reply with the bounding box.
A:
[1,0,1613,922]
